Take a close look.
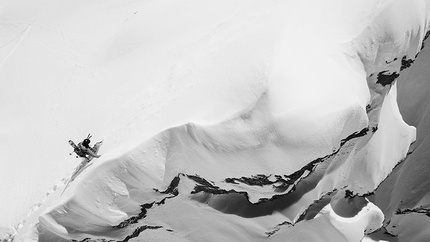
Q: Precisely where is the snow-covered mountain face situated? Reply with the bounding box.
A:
[2,0,430,241]
[370,36,430,241]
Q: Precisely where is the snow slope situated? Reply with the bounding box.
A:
[1,0,430,241]
[369,34,430,242]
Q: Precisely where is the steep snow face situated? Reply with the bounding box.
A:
[368,34,430,241]
[2,0,430,241]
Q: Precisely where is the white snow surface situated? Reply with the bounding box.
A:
[1,0,429,241]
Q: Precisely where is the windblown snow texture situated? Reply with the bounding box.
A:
[6,0,430,242]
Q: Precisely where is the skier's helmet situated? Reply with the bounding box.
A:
[83,138,91,147]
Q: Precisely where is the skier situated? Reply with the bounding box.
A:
[78,137,101,159]
[63,135,103,195]
[69,134,102,160]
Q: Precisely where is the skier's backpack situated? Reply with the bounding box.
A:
[69,140,87,158]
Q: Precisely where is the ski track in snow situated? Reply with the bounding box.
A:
[0,21,34,68]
